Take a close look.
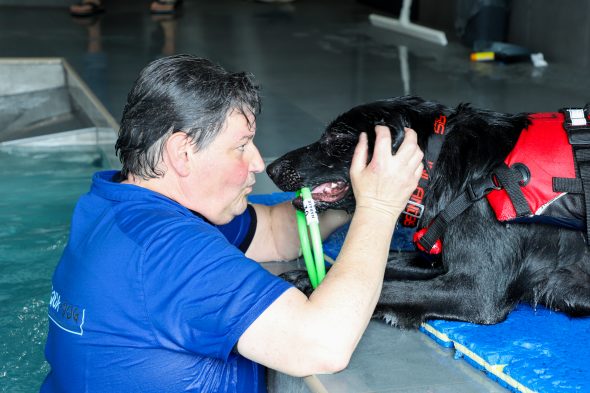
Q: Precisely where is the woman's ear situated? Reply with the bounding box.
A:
[164,132,192,177]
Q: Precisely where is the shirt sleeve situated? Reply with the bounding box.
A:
[216,204,257,252]
[141,218,292,361]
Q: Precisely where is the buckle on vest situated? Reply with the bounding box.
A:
[563,108,590,145]
[404,200,424,219]
[565,109,587,126]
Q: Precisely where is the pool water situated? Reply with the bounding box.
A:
[0,146,108,392]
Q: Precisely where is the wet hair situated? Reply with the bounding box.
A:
[116,54,261,179]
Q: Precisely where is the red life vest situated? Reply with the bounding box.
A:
[486,112,585,229]
[413,108,590,255]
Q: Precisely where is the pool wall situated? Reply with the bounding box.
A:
[0,57,120,168]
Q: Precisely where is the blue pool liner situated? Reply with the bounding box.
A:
[249,192,590,392]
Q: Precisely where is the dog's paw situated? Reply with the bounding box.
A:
[373,306,423,330]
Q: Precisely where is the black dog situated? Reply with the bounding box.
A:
[267,96,590,329]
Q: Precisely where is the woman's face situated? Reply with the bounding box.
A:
[186,110,265,224]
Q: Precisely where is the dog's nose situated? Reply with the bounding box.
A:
[266,159,303,191]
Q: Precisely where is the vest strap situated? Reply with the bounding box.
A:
[561,107,590,242]
[553,177,583,193]
[493,164,532,217]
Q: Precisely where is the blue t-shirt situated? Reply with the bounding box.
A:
[41,170,292,393]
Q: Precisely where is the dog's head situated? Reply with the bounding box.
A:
[267,99,417,212]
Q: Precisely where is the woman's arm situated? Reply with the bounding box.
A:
[238,126,424,376]
[246,202,350,262]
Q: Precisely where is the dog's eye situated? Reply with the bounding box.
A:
[321,134,356,159]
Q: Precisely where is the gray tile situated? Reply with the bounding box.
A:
[316,321,508,393]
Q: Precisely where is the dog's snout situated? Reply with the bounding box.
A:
[266,158,303,191]
[266,159,284,180]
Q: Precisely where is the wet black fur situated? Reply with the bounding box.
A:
[267,96,590,329]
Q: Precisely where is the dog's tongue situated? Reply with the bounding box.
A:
[311,181,349,202]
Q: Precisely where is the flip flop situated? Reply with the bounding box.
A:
[150,0,181,15]
[70,1,105,17]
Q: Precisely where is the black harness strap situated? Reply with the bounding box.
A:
[418,174,500,252]
[560,107,590,242]
[553,177,583,194]
[493,164,532,217]
[400,114,448,228]
[417,193,471,252]
[577,153,590,243]
[418,163,531,253]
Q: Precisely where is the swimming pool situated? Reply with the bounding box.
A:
[0,146,108,392]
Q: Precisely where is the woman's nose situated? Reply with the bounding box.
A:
[250,144,265,174]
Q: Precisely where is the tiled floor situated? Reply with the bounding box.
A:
[2,1,589,391]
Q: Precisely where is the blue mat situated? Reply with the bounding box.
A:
[421,306,590,392]
[249,192,590,392]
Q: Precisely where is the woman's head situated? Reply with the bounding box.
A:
[116,55,261,180]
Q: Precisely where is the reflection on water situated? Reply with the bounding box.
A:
[0,146,105,392]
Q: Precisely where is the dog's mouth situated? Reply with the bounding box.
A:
[293,180,351,210]
[311,181,350,202]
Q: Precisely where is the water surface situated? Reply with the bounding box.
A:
[0,146,107,392]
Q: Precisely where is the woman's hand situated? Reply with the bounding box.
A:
[350,126,424,218]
